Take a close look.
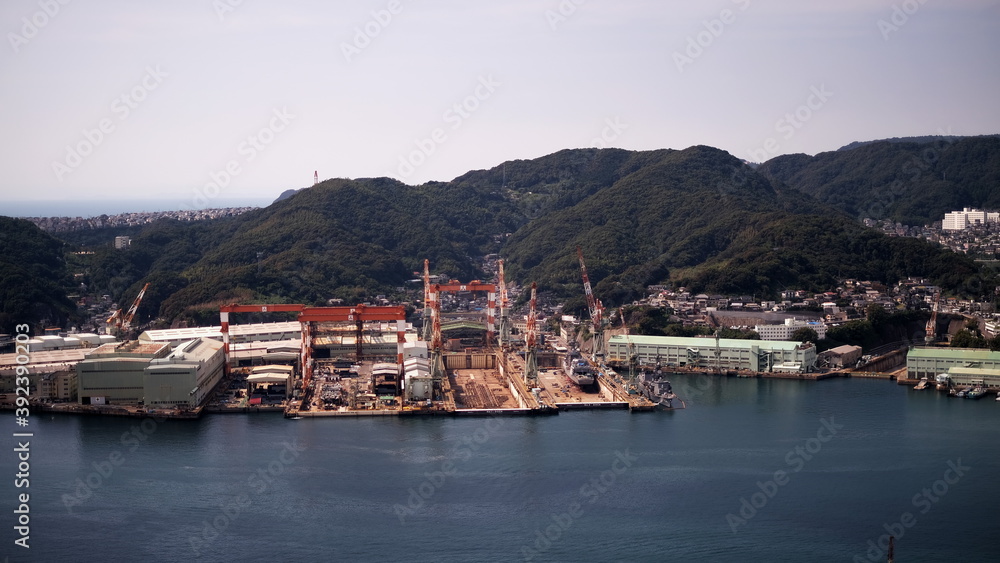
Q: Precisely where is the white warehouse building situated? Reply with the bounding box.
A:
[138,321,301,348]
[606,335,817,373]
[144,338,225,409]
[754,318,827,341]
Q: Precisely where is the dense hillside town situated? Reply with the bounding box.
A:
[26,207,258,233]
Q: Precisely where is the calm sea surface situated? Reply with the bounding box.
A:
[5,375,999,562]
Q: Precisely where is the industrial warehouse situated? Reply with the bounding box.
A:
[605,334,818,374]
[906,347,1000,391]
[138,321,301,348]
[5,253,998,420]
[75,339,225,409]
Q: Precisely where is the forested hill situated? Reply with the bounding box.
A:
[111,150,680,324]
[0,217,76,332]
[154,175,525,323]
[15,143,994,329]
[500,145,984,305]
[66,149,715,326]
[758,136,1000,225]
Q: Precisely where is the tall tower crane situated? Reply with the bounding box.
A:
[524,282,539,386]
[107,282,150,338]
[497,259,511,349]
[577,246,605,361]
[421,259,433,342]
[429,282,446,382]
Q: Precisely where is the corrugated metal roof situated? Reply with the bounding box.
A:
[229,339,301,352]
[0,348,89,367]
[139,321,301,341]
[947,366,1000,376]
[826,345,862,355]
[251,364,293,375]
[163,338,223,362]
[907,347,1000,361]
[87,342,169,358]
[607,334,805,351]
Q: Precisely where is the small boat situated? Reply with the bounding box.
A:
[935,374,951,391]
[995,394,1000,402]
[965,385,987,400]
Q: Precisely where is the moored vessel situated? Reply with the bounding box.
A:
[965,385,987,400]
[563,349,596,388]
[636,367,678,408]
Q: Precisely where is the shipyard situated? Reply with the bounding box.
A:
[4,1,1000,560]
[3,253,1000,421]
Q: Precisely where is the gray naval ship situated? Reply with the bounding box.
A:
[636,366,678,408]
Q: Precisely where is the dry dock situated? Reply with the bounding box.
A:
[534,368,628,410]
[450,368,518,409]
[281,351,658,417]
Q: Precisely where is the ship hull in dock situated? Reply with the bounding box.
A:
[566,371,596,388]
[563,351,597,390]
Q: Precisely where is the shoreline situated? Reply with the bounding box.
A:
[9,367,959,421]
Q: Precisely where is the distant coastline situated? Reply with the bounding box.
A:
[2,197,274,219]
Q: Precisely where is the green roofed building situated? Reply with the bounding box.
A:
[606,335,816,373]
[145,338,225,408]
[77,341,171,405]
[77,338,226,407]
[906,347,1000,388]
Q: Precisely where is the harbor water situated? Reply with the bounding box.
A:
[6,375,999,562]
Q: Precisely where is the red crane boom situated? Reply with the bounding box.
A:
[107,282,151,336]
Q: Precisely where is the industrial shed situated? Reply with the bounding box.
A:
[606,334,816,373]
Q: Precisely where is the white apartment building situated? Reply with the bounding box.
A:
[754,318,827,341]
[942,208,1000,231]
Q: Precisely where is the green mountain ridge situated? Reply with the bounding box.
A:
[6,139,998,331]
[759,136,1000,225]
[0,217,76,332]
[502,146,986,304]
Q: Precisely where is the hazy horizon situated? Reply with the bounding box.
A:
[2,196,276,219]
[3,0,999,202]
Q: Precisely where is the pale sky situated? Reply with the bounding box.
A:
[2,0,998,207]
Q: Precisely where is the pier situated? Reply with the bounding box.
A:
[277,349,659,418]
[12,349,938,422]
